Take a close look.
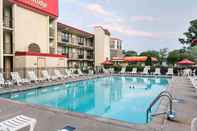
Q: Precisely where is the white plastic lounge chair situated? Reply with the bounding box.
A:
[131,68,137,74]
[166,68,173,76]
[65,69,73,77]
[54,70,67,79]
[77,69,85,76]
[27,71,43,83]
[0,73,12,87]
[42,70,58,81]
[88,70,94,75]
[183,69,192,77]
[0,115,36,131]
[65,69,79,78]
[120,67,126,74]
[189,76,197,88]
[154,68,161,75]
[103,68,110,74]
[142,67,149,75]
[110,68,114,74]
[11,72,30,85]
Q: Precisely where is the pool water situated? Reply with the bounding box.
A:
[0,76,169,124]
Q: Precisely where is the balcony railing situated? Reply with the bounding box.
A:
[3,16,12,28]
[86,55,93,59]
[78,42,84,46]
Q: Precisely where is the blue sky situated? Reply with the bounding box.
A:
[58,0,197,53]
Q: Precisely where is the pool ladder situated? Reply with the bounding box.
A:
[146,91,176,123]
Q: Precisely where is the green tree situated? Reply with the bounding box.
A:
[145,56,152,66]
[167,49,194,65]
[178,19,197,47]
[124,50,138,56]
[140,50,160,59]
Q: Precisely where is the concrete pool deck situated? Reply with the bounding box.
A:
[0,76,196,131]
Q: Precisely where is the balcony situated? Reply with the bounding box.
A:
[78,55,84,59]
[78,42,84,46]
[3,16,12,29]
[3,42,13,55]
[49,27,55,39]
[86,55,94,60]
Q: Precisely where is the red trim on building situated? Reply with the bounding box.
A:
[8,0,58,17]
[15,51,65,58]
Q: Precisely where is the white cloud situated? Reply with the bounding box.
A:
[84,3,174,39]
[131,16,159,22]
[92,23,155,38]
[85,3,112,16]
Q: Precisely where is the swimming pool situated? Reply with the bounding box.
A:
[0,76,169,124]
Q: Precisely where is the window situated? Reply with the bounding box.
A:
[78,37,84,44]
[28,43,40,53]
[61,32,69,42]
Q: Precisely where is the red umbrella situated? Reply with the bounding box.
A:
[177,59,194,65]
[192,39,197,46]
[102,60,113,65]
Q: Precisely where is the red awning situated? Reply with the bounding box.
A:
[124,56,158,62]
[102,60,113,65]
[177,59,194,65]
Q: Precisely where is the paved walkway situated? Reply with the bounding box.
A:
[162,77,197,131]
[0,76,196,131]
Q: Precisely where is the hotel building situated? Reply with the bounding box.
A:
[110,38,123,59]
[0,0,65,78]
[0,0,123,78]
[57,22,94,68]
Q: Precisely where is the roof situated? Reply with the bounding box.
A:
[112,56,158,62]
[111,37,122,42]
[111,57,125,62]
[57,22,94,38]
[95,26,111,36]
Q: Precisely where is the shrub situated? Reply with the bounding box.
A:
[113,65,122,73]
[126,66,133,72]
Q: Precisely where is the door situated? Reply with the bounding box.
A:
[37,57,46,78]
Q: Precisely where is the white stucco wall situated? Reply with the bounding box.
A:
[15,56,67,68]
[94,27,110,66]
[13,5,50,53]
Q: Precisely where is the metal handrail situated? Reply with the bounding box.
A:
[146,91,173,123]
